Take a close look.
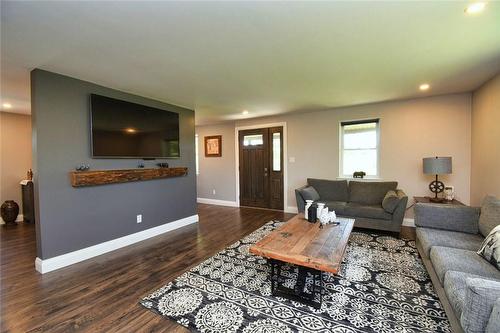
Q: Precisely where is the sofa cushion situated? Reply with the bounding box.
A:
[416,227,484,258]
[478,225,500,270]
[487,298,500,333]
[348,181,398,205]
[307,178,349,202]
[323,201,347,215]
[461,278,500,333]
[479,195,500,237]
[430,246,500,285]
[298,186,321,202]
[443,271,496,319]
[382,190,400,213]
[344,202,392,220]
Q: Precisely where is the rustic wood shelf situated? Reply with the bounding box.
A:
[70,167,188,187]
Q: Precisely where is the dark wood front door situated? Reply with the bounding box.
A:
[239,127,283,210]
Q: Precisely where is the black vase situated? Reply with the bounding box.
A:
[307,204,317,223]
[1,200,19,225]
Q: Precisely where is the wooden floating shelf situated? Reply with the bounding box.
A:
[70,167,188,187]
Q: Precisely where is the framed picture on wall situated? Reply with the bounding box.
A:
[204,135,222,157]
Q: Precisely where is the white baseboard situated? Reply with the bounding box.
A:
[285,206,298,214]
[35,214,199,274]
[403,218,415,227]
[197,198,238,207]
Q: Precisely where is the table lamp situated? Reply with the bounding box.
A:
[423,157,452,203]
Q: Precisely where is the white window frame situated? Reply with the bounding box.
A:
[195,134,200,175]
[339,119,380,179]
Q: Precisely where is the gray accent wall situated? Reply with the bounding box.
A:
[31,69,197,259]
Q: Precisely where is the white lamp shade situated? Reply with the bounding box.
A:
[423,157,452,175]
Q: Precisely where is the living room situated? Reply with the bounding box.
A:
[1,1,499,333]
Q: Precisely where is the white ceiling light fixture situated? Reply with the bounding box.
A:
[242,110,249,115]
[465,2,487,15]
[2,103,12,109]
[419,83,430,91]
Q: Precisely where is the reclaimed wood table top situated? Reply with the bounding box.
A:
[249,214,355,274]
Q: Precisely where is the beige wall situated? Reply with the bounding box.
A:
[0,112,32,213]
[471,73,500,206]
[196,93,472,211]
[196,123,236,201]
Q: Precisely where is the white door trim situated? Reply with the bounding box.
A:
[234,122,288,211]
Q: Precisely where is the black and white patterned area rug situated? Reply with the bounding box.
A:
[140,220,451,332]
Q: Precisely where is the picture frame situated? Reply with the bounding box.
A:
[204,135,222,157]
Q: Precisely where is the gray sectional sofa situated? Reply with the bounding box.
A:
[415,199,500,333]
[295,178,408,233]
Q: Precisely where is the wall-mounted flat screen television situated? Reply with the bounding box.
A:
[90,94,180,158]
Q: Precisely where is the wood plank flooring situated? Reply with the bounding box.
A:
[0,204,414,332]
[0,204,294,333]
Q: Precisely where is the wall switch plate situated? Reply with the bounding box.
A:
[212,189,216,195]
[289,157,296,163]
[136,214,142,223]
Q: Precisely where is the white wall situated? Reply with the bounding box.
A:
[196,123,236,202]
[0,112,32,212]
[471,73,500,206]
[196,93,472,211]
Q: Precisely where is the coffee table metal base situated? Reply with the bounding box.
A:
[270,259,323,309]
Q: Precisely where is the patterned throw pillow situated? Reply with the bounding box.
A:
[477,225,500,270]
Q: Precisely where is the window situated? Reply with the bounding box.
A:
[195,134,199,175]
[272,132,281,171]
[243,134,263,146]
[340,119,379,178]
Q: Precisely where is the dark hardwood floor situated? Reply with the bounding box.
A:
[0,204,414,332]
[0,204,294,333]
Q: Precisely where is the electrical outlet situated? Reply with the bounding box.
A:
[212,189,216,195]
[136,214,142,223]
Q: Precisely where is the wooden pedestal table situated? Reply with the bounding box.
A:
[250,214,355,308]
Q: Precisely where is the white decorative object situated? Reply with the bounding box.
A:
[329,211,337,223]
[444,186,455,201]
[317,203,325,219]
[319,210,330,225]
[304,200,313,220]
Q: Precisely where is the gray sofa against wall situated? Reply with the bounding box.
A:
[295,178,408,233]
[415,200,500,333]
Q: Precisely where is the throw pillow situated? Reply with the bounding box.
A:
[477,224,500,270]
[382,190,400,213]
[299,186,320,202]
[479,195,500,237]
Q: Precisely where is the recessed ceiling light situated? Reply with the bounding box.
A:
[124,128,137,133]
[419,83,430,91]
[2,103,12,109]
[465,2,486,14]
[242,110,249,115]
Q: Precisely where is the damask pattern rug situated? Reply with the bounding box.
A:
[140,220,451,332]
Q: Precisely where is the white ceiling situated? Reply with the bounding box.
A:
[1,1,499,125]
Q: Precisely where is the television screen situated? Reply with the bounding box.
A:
[90,94,180,158]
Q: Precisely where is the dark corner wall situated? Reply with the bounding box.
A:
[31,69,197,260]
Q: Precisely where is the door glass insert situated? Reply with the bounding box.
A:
[272,132,281,171]
[243,134,263,146]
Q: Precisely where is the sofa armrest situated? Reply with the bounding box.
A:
[461,278,500,333]
[414,203,480,234]
[295,185,308,213]
[486,298,500,333]
[391,189,408,227]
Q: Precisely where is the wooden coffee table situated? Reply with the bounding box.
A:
[250,214,355,308]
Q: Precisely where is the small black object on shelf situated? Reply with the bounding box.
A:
[75,164,90,172]
[138,162,145,168]
[156,162,169,168]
